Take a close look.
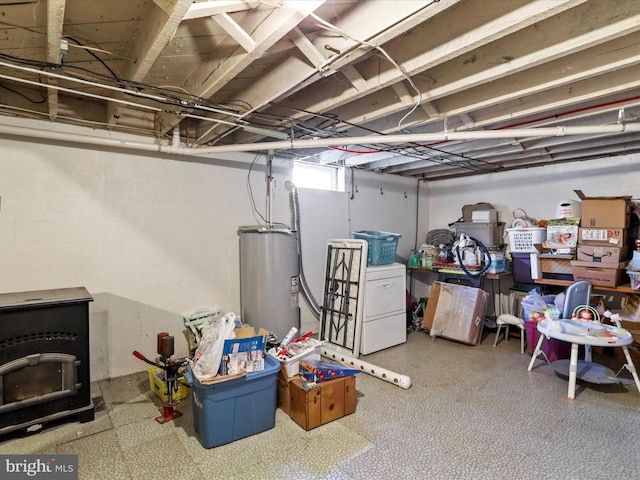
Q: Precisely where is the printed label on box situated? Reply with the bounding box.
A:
[220,351,265,375]
[546,225,578,248]
[578,228,628,246]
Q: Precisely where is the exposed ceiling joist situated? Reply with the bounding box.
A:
[107,0,193,127]
[211,13,255,53]
[183,0,260,20]
[2,0,640,181]
[46,0,65,121]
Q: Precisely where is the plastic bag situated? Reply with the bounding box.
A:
[522,289,558,321]
[192,312,237,380]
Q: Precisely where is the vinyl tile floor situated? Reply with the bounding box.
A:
[2,329,640,480]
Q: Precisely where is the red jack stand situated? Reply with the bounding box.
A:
[156,402,183,424]
[133,332,186,425]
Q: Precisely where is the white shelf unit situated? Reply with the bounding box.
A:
[360,262,407,355]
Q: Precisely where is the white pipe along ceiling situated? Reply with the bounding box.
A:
[1,0,640,180]
[0,119,638,156]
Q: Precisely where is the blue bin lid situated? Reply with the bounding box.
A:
[185,353,280,389]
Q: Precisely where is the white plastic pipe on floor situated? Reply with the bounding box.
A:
[321,346,412,389]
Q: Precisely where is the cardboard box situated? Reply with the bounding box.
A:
[618,317,640,331]
[462,202,495,222]
[220,326,269,376]
[539,254,573,274]
[422,285,439,331]
[576,244,631,264]
[574,190,631,228]
[545,224,578,248]
[424,281,488,345]
[570,263,627,288]
[578,228,631,246]
[571,260,628,269]
[289,375,356,431]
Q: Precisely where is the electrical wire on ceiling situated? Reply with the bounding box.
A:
[271,102,497,173]
[62,36,124,86]
[0,4,636,179]
[0,51,250,118]
[0,83,46,104]
[0,97,173,139]
[0,4,520,170]
[0,51,293,144]
[306,11,422,134]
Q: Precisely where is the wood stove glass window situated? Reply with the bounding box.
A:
[0,353,79,412]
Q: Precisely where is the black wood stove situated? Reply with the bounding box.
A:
[0,287,94,435]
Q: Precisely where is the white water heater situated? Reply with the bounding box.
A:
[238,226,300,340]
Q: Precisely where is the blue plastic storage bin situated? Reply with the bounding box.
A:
[186,354,279,449]
[352,230,401,265]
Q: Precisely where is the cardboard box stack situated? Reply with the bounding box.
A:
[569,191,634,288]
[536,217,580,281]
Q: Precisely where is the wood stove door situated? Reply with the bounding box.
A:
[0,287,94,435]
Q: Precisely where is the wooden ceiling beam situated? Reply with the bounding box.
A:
[197,0,443,145]
[107,0,193,127]
[281,0,586,121]
[211,13,255,53]
[183,1,260,20]
[290,27,326,68]
[469,70,640,129]
[159,1,326,138]
[46,0,66,122]
[333,4,640,136]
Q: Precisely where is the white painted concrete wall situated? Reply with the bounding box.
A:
[408,156,640,301]
[426,156,640,230]
[0,121,418,380]
[295,169,418,334]
[3,117,638,381]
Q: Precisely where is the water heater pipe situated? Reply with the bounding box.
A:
[285,180,322,320]
[266,150,274,227]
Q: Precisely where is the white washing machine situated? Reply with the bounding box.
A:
[360,262,407,354]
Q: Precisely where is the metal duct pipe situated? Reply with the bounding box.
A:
[285,180,322,320]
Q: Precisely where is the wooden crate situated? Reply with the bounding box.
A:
[289,375,356,430]
[277,368,297,416]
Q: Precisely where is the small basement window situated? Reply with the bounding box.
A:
[292,162,345,192]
